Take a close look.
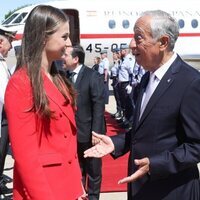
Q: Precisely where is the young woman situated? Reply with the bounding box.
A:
[5,5,86,200]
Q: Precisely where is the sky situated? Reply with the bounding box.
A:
[0,0,49,22]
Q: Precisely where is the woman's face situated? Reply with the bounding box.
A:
[44,21,71,62]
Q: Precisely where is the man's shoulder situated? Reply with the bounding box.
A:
[83,65,99,75]
[178,60,200,78]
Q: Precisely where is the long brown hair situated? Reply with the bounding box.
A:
[16,5,76,118]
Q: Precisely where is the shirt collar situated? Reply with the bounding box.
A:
[72,64,83,74]
[0,53,5,61]
[154,53,177,81]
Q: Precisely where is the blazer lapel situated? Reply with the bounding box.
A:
[136,56,181,130]
[43,74,76,128]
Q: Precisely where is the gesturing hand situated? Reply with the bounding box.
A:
[118,157,150,184]
[84,132,115,158]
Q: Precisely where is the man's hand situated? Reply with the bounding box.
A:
[92,133,101,145]
[118,157,150,184]
[84,132,115,158]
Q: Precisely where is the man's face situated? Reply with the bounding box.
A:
[0,35,12,58]
[62,47,75,71]
[100,53,106,59]
[112,52,118,60]
[133,16,161,71]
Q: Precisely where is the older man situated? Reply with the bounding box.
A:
[84,10,200,200]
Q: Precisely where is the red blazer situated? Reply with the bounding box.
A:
[5,68,83,200]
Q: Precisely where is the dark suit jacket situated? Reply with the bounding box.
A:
[74,65,105,143]
[112,55,200,200]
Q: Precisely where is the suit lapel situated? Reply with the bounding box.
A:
[43,74,76,128]
[133,72,150,128]
[135,56,181,130]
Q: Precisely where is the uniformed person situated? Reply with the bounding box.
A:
[118,44,134,128]
[130,38,145,87]
[99,50,110,104]
[129,38,146,109]
[110,48,122,119]
[0,25,16,195]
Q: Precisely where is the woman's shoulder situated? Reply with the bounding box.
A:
[7,67,30,92]
[10,67,29,82]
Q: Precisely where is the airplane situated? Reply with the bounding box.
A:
[1,0,200,68]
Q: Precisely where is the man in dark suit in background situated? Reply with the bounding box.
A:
[84,10,200,200]
[63,45,106,200]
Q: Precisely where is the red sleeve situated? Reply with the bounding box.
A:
[5,72,55,200]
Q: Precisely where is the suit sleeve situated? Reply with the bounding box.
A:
[111,130,132,158]
[149,77,200,180]
[90,72,106,134]
[5,77,55,200]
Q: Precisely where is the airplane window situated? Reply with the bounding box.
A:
[191,19,198,28]
[178,19,185,29]
[2,13,19,25]
[122,19,130,29]
[108,20,116,29]
[13,12,28,24]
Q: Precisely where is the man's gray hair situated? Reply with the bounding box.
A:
[141,10,179,51]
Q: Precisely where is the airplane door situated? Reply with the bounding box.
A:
[62,9,80,45]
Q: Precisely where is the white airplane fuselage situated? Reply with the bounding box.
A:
[2,0,200,67]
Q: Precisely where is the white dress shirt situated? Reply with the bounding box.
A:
[140,53,177,119]
[72,64,83,83]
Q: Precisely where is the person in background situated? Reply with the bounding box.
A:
[4,5,86,200]
[63,45,106,200]
[84,10,200,200]
[110,48,122,120]
[118,44,134,129]
[98,50,110,104]
[0,25,16,195]
[127,38,146,111]
[129,38,145,87]
[92,56,100,72]
[9,45,21,74]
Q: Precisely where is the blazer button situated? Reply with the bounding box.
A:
[59,113,63,117]
[68,160,72,164]
[64,135,67,138]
